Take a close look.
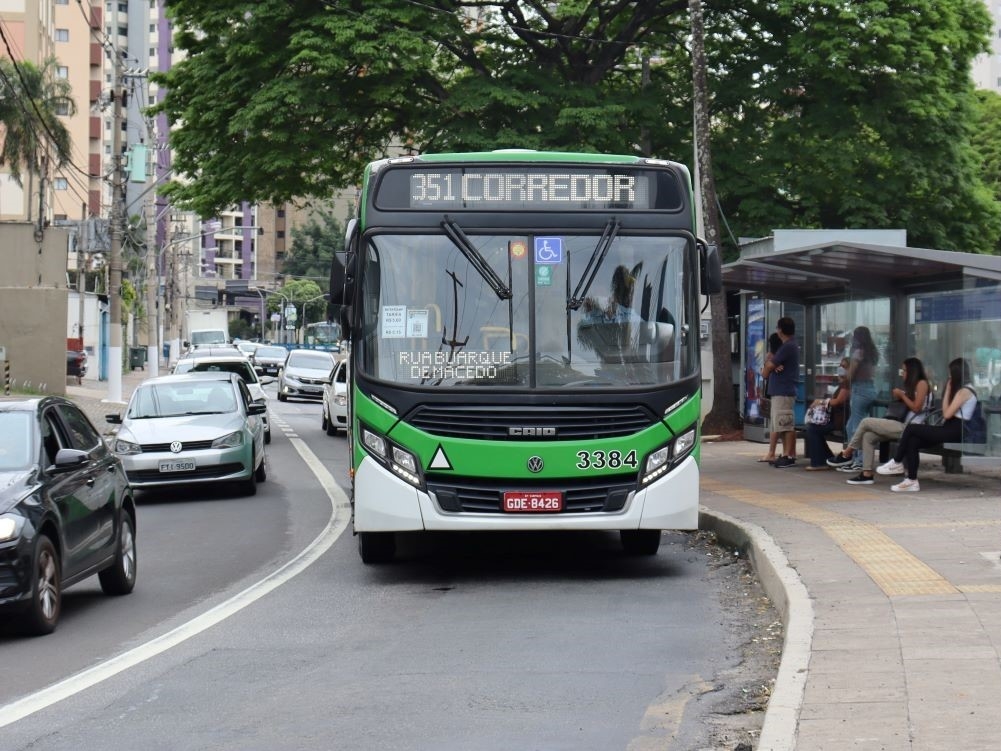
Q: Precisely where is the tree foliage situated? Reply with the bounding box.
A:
[971,90,1001,253]
[155,0,1000,253]
[0,57,76,185]
[282,210,344,287]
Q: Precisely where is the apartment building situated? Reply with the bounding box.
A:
[973,0,1001,92]
[0,0,104,223]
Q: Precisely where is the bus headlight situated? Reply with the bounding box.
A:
[641,446,670,486]
[360,424,423,489]
[674,428,696,457]
[361,427,386,458]
[639,425,697,487]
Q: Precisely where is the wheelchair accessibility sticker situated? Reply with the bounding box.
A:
[534,237,563,264]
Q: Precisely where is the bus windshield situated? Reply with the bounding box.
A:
[357,232,695,389]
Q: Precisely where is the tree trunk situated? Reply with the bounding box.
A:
[690,0,740,435]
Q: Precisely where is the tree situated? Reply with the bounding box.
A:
[690,0,736,434]
[157,0,998,253]
[283,210,343,287]
[0,57,76,186]
[707,0,1001,254]
[153,0,690,218]
[971,90,1001,254]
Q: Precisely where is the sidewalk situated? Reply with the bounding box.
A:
[65,365,153,433]
[700,440,1001,751]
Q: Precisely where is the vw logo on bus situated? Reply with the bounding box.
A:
[527,456,544,473]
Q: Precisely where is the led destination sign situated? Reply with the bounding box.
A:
[374,166,682,211]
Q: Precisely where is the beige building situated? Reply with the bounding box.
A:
[0,223,73,396]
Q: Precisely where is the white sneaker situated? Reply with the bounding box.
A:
[891,478,920,493]
[876,459,904,476]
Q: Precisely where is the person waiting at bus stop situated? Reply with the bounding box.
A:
[828,356,932,484]
[803,357,850,470]
[763,317,800,468]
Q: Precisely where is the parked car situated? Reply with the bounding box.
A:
[107,372,267,495]
[277,349,335,402]
[0,396,137,635]
[182,355,274,443]
[251,345,289,377]
[321,356,349,436]
[66,350,87,383]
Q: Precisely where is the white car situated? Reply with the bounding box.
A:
[181,356,274,443]
[107,372,268,496]
[321,357,349,436]
[277,349,335,402]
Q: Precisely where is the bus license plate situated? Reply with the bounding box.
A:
[502,491,563,513]
[159,460,196,473]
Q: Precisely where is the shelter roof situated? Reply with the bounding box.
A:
[722,241,1000,304]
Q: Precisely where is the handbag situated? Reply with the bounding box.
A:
[884,400,909,422]
[806,403,831,426]
[925,408,945,427]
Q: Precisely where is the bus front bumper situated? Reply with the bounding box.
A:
[352,454,700,533]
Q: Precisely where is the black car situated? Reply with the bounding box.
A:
[251,345,289,377]
[0,396,137,635]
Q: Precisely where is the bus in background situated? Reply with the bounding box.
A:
[329,151,721,563]
[301,321,342,352]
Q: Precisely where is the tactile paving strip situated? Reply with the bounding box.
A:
[702,478,959,597]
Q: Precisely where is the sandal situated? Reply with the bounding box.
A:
[757,455,776,463]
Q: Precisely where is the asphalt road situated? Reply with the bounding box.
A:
[0,391,777,750]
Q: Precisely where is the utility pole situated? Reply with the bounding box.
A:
[107,55,125,403]
[145,219,159,377]
[77,202,86,351]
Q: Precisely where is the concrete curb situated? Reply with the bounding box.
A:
[700,507,814,751]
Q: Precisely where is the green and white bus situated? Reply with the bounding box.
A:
[330,151,721,563]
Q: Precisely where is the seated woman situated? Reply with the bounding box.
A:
[804,358,850,470]
[877,357,979,492]
[828,357,932,484]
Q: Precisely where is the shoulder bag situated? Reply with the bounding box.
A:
[884,399,909,422]
[805,402,831,426]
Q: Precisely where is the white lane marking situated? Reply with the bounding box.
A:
[0,435,349,729]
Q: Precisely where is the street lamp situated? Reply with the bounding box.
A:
[249,287,290,343]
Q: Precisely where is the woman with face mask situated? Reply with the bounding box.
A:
[804,358,851,469]
[827,357,932,484]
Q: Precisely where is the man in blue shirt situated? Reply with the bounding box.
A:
[764,317,800,467]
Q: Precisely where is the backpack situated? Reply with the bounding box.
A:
[963,386,987,444]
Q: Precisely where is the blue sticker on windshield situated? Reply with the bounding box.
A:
[534,237,563,264]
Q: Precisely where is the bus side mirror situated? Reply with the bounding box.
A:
[698,239,722,295]
[339,305,353,339]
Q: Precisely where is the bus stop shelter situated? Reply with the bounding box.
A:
[721,231,1001,452]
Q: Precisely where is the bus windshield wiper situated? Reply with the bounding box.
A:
[441,216,512,300]
[568,217,620,310]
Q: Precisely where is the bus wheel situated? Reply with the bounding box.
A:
[620,530,661,556]
[358,532,396,564]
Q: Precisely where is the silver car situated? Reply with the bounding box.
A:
[107,372,268,496]
[277,349,335,402]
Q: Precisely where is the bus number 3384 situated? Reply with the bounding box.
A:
[575,450,638,470]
